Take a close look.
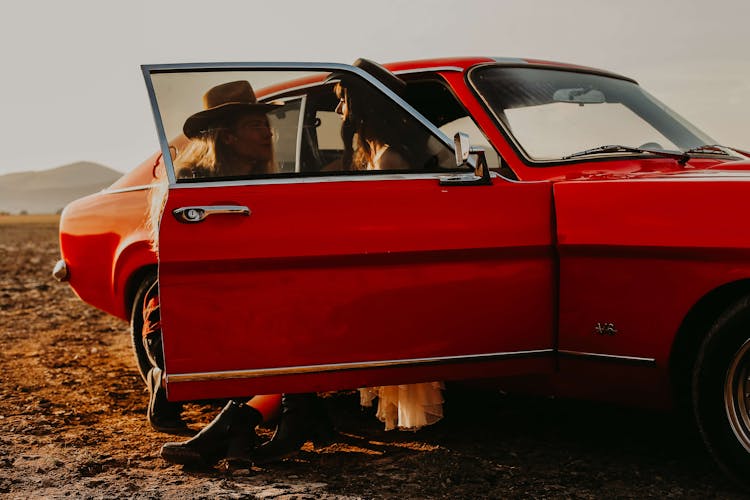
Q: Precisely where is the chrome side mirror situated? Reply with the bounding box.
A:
[441,132,492,186]
[454,132,471,166]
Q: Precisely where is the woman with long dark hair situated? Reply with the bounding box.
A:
[334,77,412,171]
[334,74,446,432]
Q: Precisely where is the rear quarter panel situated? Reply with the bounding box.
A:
[59,186,157,321]
[59,152,168,319]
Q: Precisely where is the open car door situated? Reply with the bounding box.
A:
[142,63,556,400]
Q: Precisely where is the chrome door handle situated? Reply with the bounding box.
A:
[172,205,251,223]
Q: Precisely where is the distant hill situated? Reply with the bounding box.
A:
[0,162,123,214]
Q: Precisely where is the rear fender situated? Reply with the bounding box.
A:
[112,232,157,319]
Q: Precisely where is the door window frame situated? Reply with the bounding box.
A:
[142,62,466,186]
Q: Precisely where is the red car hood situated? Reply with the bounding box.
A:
[642,159,750,179]
[563,159,750,182]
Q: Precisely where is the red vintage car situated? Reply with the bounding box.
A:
[55,57,750,485]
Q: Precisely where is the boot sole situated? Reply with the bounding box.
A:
[160,445,214,467]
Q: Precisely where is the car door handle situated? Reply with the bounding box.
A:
[172,205,251,223]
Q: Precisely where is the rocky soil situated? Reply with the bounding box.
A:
[0,217,746,499]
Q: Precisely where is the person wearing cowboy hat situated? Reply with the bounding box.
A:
[155,82,337,468]
[175,80,281,178]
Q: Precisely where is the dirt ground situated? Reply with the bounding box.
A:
[0,218,746,499]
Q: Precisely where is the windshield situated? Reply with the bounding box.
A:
[470,66,717,162]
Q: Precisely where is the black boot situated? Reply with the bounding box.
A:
[160,400,262,467]
[254,393,335,463]
[147,367,188,434]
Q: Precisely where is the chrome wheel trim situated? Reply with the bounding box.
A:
[725,338,750,454]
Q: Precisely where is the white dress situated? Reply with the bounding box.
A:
[359,382,445,431]
[357,146,444,431]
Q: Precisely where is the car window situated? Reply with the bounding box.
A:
[404,79,502,169]
[268,96,304,173]
[470,66,716,162]
[147,69,458,182]
[504,101,676,160]
[315,111,344,150]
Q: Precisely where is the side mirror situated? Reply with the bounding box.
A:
[454,132,471,166]
[441,132,492,186]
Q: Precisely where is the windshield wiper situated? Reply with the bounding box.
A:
[683,144,750,159]
[562,144,688,162]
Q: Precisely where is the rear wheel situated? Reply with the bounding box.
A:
[130,274,159,384]
[693,295,750,490]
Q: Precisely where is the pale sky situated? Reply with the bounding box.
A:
[1,0,748,175]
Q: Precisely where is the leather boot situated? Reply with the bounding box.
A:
[254,393,335,463]
[147,367,187,433]
[160,400,262,467]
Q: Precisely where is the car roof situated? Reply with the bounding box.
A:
[256,56,636,99]
[383,57,635,83]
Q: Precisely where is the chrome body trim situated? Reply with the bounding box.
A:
[294,96,306,172]
[104,184,153,194]
[558,350,657,366]
[166,349,555,383]
[142,66,177,185]
[169,171,500,189]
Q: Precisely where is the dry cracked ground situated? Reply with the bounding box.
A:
[0,216,746,499]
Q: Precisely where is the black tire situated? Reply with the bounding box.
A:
[130,274,159,384]
[693,295,750,490]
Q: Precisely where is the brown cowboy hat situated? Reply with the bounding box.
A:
[183,80,281,138]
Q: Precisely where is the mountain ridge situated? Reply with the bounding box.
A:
[0,162,123,214]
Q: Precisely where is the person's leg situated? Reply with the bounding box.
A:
[254,393,335,463]
[160,399,260,466]
[142,281,185,433]
[159,395,283,466]
[146,366,185,433]
[223,395,281,462]
[248,394,281,422]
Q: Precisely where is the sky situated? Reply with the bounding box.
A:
[1,0,748,175]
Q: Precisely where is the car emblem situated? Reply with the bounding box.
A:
[594,322,618,336]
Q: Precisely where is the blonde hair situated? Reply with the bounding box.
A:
[147,175,168,253]
[173,129,224,178]
[174,115,275,178]
[147,124,275,253]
